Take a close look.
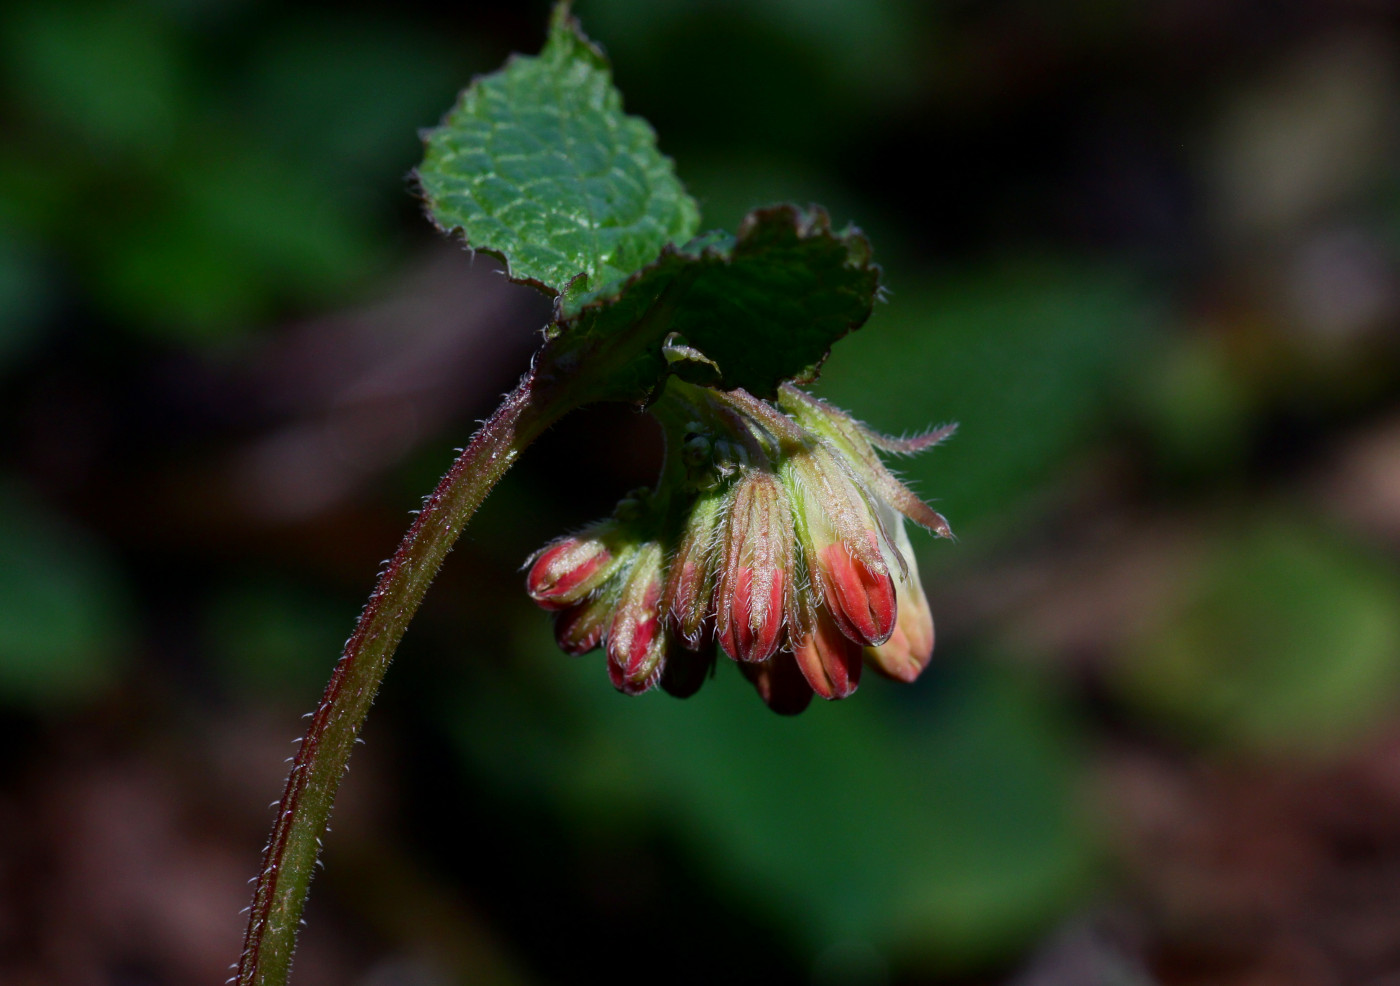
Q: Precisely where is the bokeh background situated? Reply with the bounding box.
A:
[5,1,1400,983]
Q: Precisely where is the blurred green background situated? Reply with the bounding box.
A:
[4,1,1400,984]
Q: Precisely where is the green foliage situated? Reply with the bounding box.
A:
[451,640,1093,969]
[0,234,46,370]
[817,260,1153,534]
[418,5,700,300]
[0,484,128,705]
[543,205,880,402]
[2,0,185,162]
[0,0,463,341]
[418,4,886,405]
[1117,518,1400,754]
[208,581,352,702]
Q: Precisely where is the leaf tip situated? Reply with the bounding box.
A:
[544,1,609,67]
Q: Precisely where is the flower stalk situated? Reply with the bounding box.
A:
[235,367,573,986]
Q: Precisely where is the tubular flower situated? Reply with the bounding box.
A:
[524,378,953,713]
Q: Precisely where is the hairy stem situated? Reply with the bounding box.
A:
[236,367,569,986]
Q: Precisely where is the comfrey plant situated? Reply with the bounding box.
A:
[235,5,954,984]
[526,381,953,711]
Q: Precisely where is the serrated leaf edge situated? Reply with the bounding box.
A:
[413,1,693,299]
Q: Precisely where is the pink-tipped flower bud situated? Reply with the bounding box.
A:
[553,595,611,656]
[818,539,897,646]
[786,445,897,646]
[663,490,724,648]
[605,541,665,692]
[791,601,863,700]
[716,470,793,663]
[526,525,621,610]
[865,513,935,682]
[525,377,953,713]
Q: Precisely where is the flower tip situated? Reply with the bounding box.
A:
[607,653,662,695]
[866,587,934,682]
[717,565,787,663]
[867,647,925,683]
[819,542,897,646]
[553,599,608,655]
[526,536,613,609]
[792,606,863,700]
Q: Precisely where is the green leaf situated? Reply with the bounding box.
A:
[450,641,1093,970]
[0,482,129,706]
[1116,517,1400,756]
[539,204,881,402]
[815,259,1153,533]
[417,3,699,298]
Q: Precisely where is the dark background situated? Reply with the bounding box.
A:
[4,1,1400,984]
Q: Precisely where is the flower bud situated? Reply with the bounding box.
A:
[740,652,813,715]
[525,377,953,713]
[780,384,955,540]
[716,470,793,663]
[786,446,897,646]
[663,490,724,648]
[819,539,897,647]
[791,601,863,700]
[553,594,611,655]
[660,642,716,699]
[605,542,665,692]
[865,513,934,682]
[525,525,622,610]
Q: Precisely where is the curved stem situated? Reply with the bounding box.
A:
[236,367,570,986]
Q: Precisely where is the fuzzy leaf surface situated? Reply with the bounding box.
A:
[539,204,882,402]
[417,6,699,298]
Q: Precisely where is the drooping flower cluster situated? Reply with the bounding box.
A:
[525,380,954,713]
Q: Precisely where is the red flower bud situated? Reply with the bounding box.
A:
[791,602,863,700]
[605,543,665,692]
[716,471,792,663]
[525,528,618,610]
[663,491,723,648]
[818,538,897,646]
[786,444,897,645]
[553,596,610,655]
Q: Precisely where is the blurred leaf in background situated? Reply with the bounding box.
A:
[207,578,354,703]
[0,0,469,344]
[817,259,1156,537]
[0,483,129,706]
[0,232,48,371]
[1116,516,1400,756]
[451,630,1096,974]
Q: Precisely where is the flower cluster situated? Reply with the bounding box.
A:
[525,380,954,713]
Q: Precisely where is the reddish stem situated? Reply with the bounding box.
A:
[236,369,567,986]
